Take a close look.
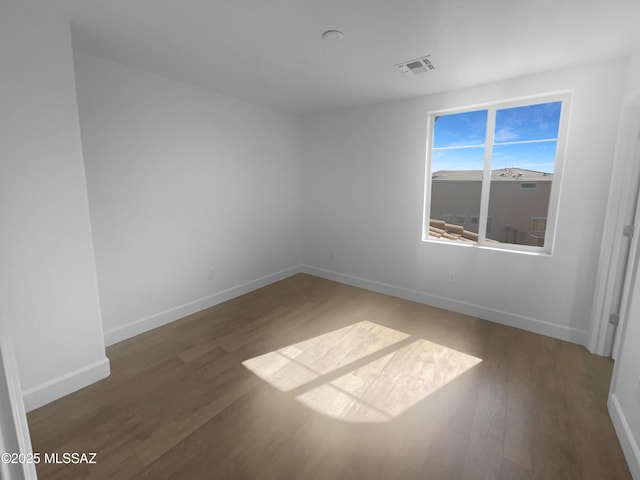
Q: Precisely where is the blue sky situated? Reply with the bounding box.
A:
[432,101,561,173]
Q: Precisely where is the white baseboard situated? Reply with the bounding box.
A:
[103,266,302,346]
[609,393,640,479]
[300,265,588,345]
[104,262,587,348]
[22,357,111,412]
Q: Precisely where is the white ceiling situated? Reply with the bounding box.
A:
[39,0,640,115]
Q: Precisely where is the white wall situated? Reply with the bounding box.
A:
[300,58,628,344]
[73,52,302,345]
[624,49,640,97]
[0,1,109,411]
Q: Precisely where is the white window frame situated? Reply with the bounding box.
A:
[422,91,571,255]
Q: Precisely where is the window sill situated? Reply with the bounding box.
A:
[422,237,552,256]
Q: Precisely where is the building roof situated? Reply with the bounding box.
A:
[432,167,552,182]
[428,219,478,242]
[428,219,501,244]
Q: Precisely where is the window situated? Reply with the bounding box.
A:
[424,93,570,253]
[532,218,547,231]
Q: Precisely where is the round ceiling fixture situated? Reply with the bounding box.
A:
[322,30,344,42]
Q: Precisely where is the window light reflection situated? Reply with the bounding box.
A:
[242,321,482,423]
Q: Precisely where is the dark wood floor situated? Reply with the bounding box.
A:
[28,274,631,479]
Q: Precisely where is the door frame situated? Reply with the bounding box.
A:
[0,330,37,480]
[588,88,640,356]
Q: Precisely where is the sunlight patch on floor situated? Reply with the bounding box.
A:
[297,338,481,422]
[242,321,409,392]
[242,321,481,422]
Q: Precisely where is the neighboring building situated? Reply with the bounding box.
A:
[430,167,553,246]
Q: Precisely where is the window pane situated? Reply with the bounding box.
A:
[486,142,557,246]
[426,96,566,251]
[430,147,484,240]
[533,218,547,230]
[491,140,558,174]
[430,109,488,241]
[494,101,561,143]
[433,110,488,148]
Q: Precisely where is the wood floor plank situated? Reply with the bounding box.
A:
[460,324,509,480]
[502,329,537,472]
[500,457,533,480]
[26,274,632,480]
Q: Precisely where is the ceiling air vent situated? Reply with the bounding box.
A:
[395,55,437,76]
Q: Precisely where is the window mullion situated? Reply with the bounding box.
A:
[478,108,496,243]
